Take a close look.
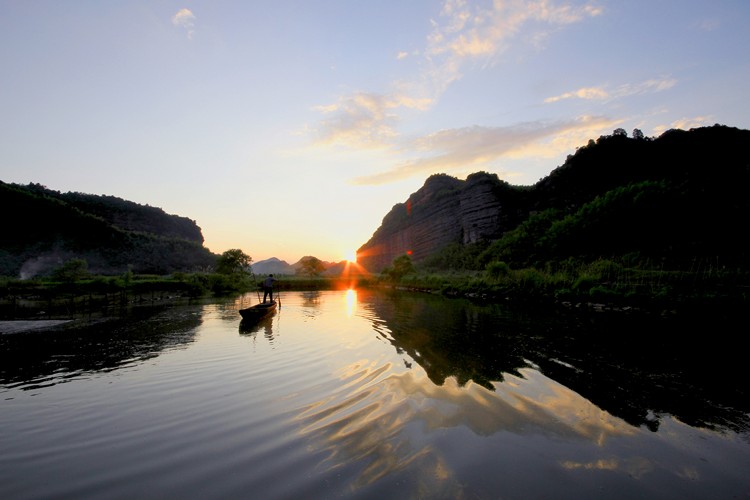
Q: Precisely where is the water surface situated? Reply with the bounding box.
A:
[1,289,748,499]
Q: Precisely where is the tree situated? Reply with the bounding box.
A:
[297,256,326,276]
[387,254,415,281]
[216,249,252,275]
[632,128,644,140]
[613,128,627,137]
[53,258,89,282]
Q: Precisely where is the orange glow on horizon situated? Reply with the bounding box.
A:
[340,259,371,281]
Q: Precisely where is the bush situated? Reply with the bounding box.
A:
[572,274,598,293]
[52,259,89,283]
[486,261,510,280]
[517,268,546,290]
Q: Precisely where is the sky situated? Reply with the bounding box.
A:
[2,1,749,265]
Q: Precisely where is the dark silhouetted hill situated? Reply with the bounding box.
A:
[357,124,750,273]
[1,182,217,277]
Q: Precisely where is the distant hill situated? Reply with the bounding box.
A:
[1,182,217,277]
[251,256,351,277]
[251,257,295,275]
[357,124,750,273]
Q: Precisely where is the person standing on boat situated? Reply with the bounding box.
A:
[262,274,277,303]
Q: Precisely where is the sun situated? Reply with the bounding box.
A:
[345,250,357,263]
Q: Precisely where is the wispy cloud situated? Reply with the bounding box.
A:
[545,77,677,103]
[653,116,713,135]
[311,0,602,152]
[417,0,602,93]
[172,8,196,39]
[352,115,619,185]
[312,91,433,149]
[544,86,609,103]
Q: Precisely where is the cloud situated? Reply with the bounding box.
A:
[652,116,714,136]
[545,77,677,103]
[172,8,196,39]
[615,77,677,97]
[545,87,609,103]
[311,91,433,149]
[426,0,603,73]
[311,0,602,150]
[351,115,620,185]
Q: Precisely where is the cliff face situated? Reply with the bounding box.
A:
[356,125,750,273]
[358,172,517,272]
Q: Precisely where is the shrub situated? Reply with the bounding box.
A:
[486,261,511,280]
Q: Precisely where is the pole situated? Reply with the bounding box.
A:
[249,266,261,303]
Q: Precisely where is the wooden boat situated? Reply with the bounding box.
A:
[239,300,277,321]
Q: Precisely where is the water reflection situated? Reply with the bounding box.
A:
[290,290,749,496]
[295,358,643,496]
[344,289,356,317]
[301,290,322,307]
[0,304,202,390]
[238,314,275,339]
[355,289,750,434]
[2,289,747,498]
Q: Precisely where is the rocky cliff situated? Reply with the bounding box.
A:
[358,172,528,272]
[356,124,750,273]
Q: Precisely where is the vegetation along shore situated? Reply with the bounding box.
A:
[2,125,749,320]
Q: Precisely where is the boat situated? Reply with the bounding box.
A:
[239,300,277,321]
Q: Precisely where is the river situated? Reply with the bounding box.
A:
[1,289,748,499]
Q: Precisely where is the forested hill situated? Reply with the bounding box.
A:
[19,183,204,243]
[1,182,216,277]
[357,124,750,273]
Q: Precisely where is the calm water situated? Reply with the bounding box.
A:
[1,289,748,499]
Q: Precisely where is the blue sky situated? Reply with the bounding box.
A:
[2,1,749,264]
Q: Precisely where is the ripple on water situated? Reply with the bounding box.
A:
[3,291,749,499]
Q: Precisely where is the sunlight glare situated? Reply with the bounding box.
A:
[346,250,357,263]
[345,289,357,317]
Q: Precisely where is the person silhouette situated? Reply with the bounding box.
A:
[262,274,277,302]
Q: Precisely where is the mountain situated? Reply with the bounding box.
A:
[1,182,217,278]
[357,125,750,273]
[251,256,353,277]
[250,257,295,275]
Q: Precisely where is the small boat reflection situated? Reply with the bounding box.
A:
[238,314,274,336]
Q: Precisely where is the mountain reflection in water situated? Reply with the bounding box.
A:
[1,289,748,499]
[357,289,749,434]
[0,303,202,390]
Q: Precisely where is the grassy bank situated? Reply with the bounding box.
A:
[390,258,750,314]
[2,260,747,319]
[0,272,377,319]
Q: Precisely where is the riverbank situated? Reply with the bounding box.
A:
[0,320,74,334]
[2,270,747,322]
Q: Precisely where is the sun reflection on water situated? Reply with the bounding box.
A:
[345,289,357,317]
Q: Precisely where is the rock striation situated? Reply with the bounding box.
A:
[356,124,750,273]
[358,172,526,272]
